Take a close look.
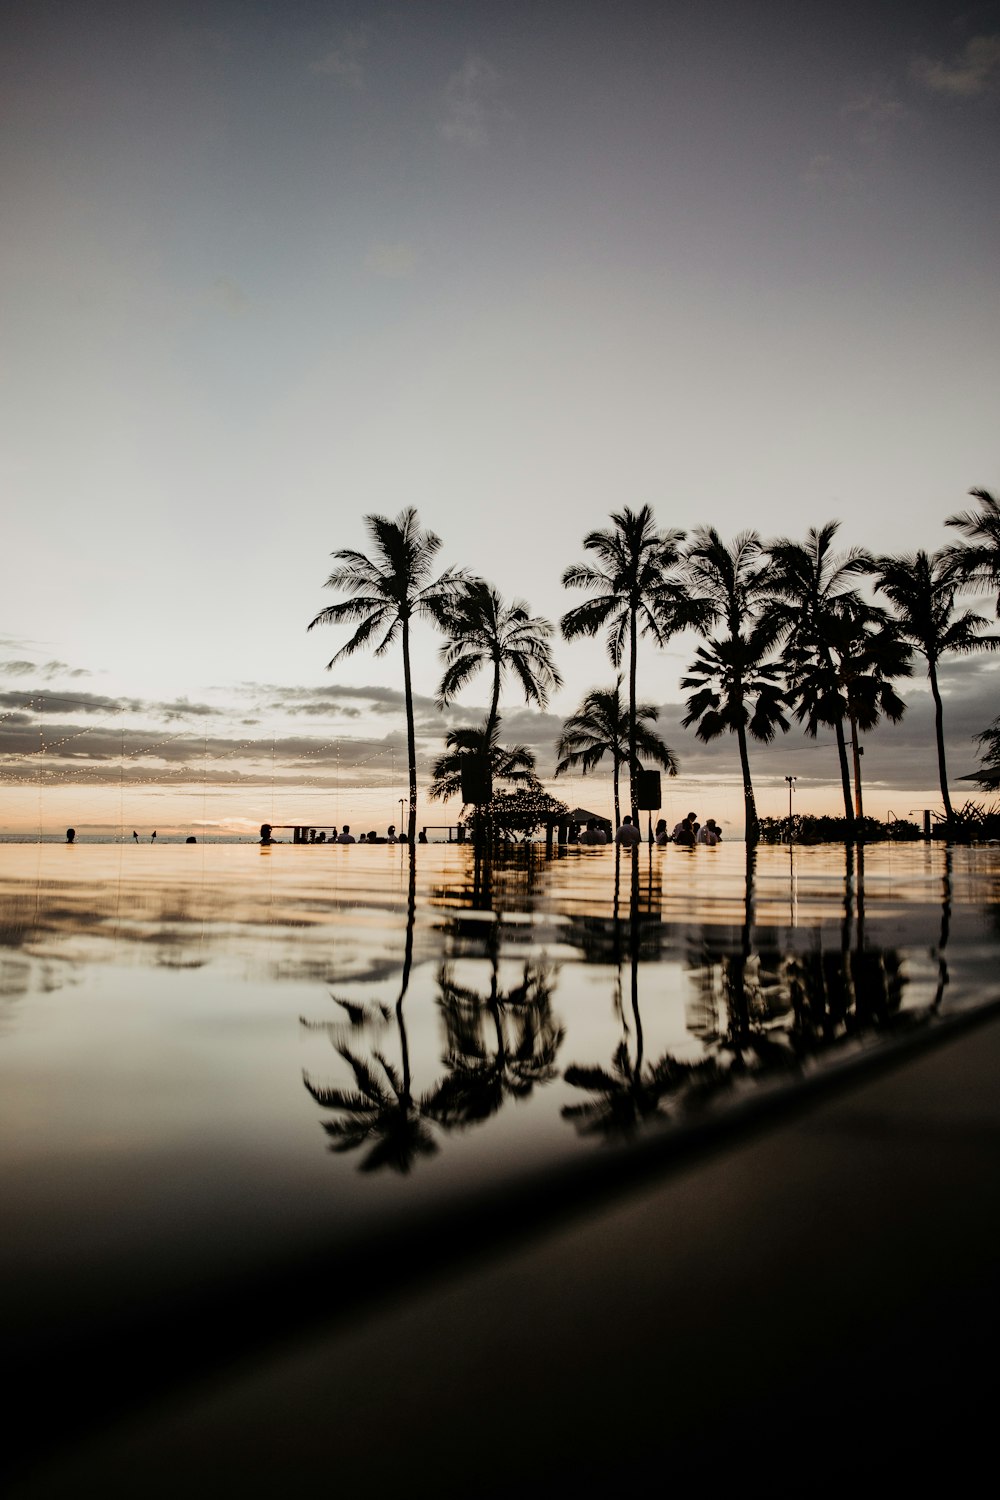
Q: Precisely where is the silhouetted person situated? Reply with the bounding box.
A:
[65,827,76,844]
[151,831,157,843]
[615,816,641,847]
[698,818,721,846]
[398,831,409,844]
[132,830,138,843]
[387,825,397,843]
[185,836,197,844]
[418,828,428,844]
[337,825,356,844]
[671,812,697,845]
[654,818,669,846]
[260,823,274,845]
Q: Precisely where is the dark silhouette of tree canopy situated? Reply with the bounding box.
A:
[554,682,678,831]
[428,719,536,805]
[944,488,1000,618]
[767,522,871,829]
[307,508,466,843]
[561,505,696,825]
[682,528,789,842]
[971,716,1000,790]
[437,581,561,744]
[875,550,998,830]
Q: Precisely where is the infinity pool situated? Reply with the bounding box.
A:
[2,839,998,1472]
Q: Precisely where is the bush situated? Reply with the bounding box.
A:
[757,814,924,844]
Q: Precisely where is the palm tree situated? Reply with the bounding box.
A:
[875,550,998,831]
[682,529,789,842]
[767,523,871,829]
[307,508,466,843]
[944,488,1000,616]
[437,581,561,745]
[782,600,911,828]
[428,719,537,806]
[561,506,695,824]
[554,682,678,831]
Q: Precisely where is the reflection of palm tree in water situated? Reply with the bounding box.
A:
[303,851,438,1173]
[786,842,906,1048]
[563,852,689,1140]
[427,904,563,1130]
[932,845,952,1011]
[714,843,793,1071]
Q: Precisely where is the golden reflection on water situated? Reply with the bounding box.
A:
[1,840,998,1174]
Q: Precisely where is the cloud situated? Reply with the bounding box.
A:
[310,28,368,89]
[0,688,221,721]
[440,54,502,146]
[0,689,138,716]
[911,33,1000,97]
[365,242,417,279]
[249,681,440,716]
[0,658,90,680]
[841,87,909,149]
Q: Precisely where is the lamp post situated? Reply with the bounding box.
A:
[785,776,797,842]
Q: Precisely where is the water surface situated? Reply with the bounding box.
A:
[1,840,997,1420]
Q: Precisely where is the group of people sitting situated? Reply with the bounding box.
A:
[605,811,723,847]
[656,811,721,846]
[259,823,426,846]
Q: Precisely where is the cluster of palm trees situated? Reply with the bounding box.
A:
[308,490,999,843]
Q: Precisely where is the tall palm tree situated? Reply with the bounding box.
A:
[682,529,789,842]
[437,581,561,745]
[553,682,678,831]
[820,607,911,824]
[307,508,466,843]
[767,523,871,829]
[561,505,695,824]
[875,550,998,830]
[943,488,1000,616]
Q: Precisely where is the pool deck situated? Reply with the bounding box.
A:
[12,1003,1000,1496]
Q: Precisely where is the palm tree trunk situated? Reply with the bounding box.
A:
[612,752,621,832]
[736,721,758,843]
[834,715,855,832]
[628,605,639,824]
[849,712,864,829]
[928,658,955,831]
[402,615,418,844]
[485,658,501,744]
[479,659,501,811]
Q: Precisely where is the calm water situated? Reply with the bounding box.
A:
[2,840,998,1420]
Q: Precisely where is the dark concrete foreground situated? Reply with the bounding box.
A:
[13,1010,1000,1497]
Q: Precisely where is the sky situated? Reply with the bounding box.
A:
[2,0,999,835]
